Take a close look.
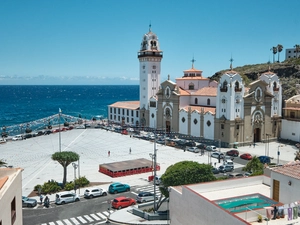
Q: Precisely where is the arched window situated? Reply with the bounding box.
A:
[221,80,228,92]
[235,81,239,89]
[223,80,228,89]
[207,98,210,106]
[273,82,277,88]
[195,98,198,105]
[189,83,194,90]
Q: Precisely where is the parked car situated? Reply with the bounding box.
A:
[22,196,37,207]
[211,152,224,159]
[224,159,234,168]
[206,145,217,151]
[136,192,157,203]
[258,156,271,164]
[226,149,239,157]
[227,173,244,179]
[211,167,220,174]
[44,130,52,135]
[240,153,252,160]
[84,187,107,199]
[218,165,234,173]
[112,196,136,209]
[244,171,253,177]
[12,135,23,141]
[55,191,80,204]
[108,182,130,194]
[76,125,86,129]
[187,147,200,153]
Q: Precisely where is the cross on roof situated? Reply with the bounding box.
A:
[229,57,234,70]
[191,57,196,68]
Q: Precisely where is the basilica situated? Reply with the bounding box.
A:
[108,27,282,147]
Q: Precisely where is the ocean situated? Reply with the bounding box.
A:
[0,85,139,130]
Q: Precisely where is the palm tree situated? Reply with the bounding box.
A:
[277,44,283,62]
[271,46,277,63]
[295,44,300,58]
[52,151,79,185]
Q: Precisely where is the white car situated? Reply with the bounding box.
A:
[12,135,23,141]
[187,147,200,153]
[211,152,224,159]
[206,145,217,151]
[84,188,107,199]
[55,191,80,204]
[76,125,85,129]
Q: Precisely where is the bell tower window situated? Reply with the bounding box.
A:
[189,83,194,90]
[195,98,198,105]
[207,98,210,106]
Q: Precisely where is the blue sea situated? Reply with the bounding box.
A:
[0,85,139,129]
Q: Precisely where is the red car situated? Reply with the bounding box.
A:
[226,149,239,157]
[240,153,252,160]
[112,197,136,209]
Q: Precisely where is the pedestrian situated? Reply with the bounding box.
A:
[129,147,131,154]
[253,143,256,148]
[40,194,43,204]
[108,151,110,157]
[44,195,49,208]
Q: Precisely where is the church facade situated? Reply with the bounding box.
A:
[108,28,282,147]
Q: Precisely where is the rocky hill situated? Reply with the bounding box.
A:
[209,58,300,100]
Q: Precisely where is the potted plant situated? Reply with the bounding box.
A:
[257,214,263,223]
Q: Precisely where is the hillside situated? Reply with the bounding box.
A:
[209,58,300,100]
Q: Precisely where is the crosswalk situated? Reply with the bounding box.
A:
[40,185,162,225]
[40,210,113,225]
[132,184,162,198]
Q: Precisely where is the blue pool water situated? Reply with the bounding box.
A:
[215,194,278,213]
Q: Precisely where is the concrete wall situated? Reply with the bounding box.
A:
[281,119,300,142]
[0,168,23,225]
[169,186,249,225]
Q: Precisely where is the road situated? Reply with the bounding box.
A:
[23,184,159,225]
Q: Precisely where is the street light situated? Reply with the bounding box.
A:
[72,162,78,193]
[277,145,281,165]
[149,153,154,177]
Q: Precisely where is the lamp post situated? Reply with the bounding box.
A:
[72,162,78,193]
[59,108,62,152]
[149,153,154,177]
[153,132,158,212]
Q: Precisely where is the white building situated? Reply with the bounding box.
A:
[285,48,300,59]
[0,168,23,225]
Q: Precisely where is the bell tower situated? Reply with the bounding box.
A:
[138,25,163,110]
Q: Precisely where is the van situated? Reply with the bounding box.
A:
[55,191,80,204]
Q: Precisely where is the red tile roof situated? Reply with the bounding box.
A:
[109,101,140,110]
[192,87,217,96]
[0,176,8,190]
[272,161,300,179]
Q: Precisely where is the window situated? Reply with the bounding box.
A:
[188,83,194,90]
[110,108,112,113]
[290,112,295,118]
[136,111,139,117]
[122,109,125,115]
[207,98,210,105]
[118,116,120,121]
[127,117,129,122]
[153,65,156,69]
[182,117,185,123]
[151,113,155,118]
[221,124,224,129]
[207,120,211,127]
[11,197,16,224]
[131,111,133,116]
[222,98,226,103]
[118,108,120,114]
[110,115,112,119]
[114,108,116,113]
[195,98,198,104]
[236,125,239,130]
[150,102,156,107]
[127,110,129,116]
[194,119,198,124]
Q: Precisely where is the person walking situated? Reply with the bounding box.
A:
[39,194,43,205]
[129,148,131,154]
[108,151,110,157]
[44,195,50,208]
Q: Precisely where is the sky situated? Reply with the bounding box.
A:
[0,0,300,85]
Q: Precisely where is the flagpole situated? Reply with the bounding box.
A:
[59,108,62,152]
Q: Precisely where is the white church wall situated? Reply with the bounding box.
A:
[179,111,188,135]
[191,111,200,137]
[203,113,215,140]
[179,96,190,108]
[281,119,300,142]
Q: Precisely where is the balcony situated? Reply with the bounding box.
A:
[220,87,228,92]
[273,87,279,92]
[235,88,242,92]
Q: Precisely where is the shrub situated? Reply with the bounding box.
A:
[64,182,75,191]
[41,180,61,194]
[75,176,90,187]
[34,184,42,191]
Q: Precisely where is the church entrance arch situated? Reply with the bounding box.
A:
[254,128,261,143]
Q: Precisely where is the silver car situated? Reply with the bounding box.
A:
[22,196,37,207]
[187,147,200,153]
[136,192,157,203]
[55,191,80,204]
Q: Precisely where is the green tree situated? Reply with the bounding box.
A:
[295,150,300,161]
[0,159,7,167]
[295,44,300,58]
[51,151,79,185]
[277,44,283,62]
[156,161,216,209]
[242,156,264,175]
[271,46,277,63]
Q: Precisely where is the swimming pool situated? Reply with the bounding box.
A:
[215,194,278,213]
